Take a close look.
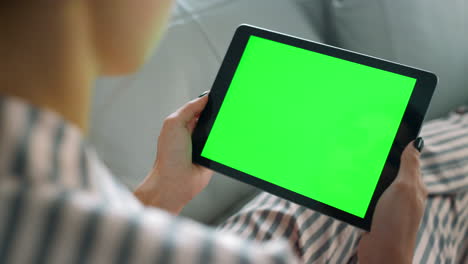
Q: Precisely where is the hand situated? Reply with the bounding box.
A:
[358,139,428,264]
[134,92,214,214]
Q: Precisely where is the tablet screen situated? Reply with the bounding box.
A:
[200,35,417,218]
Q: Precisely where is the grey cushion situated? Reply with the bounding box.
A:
[317,0,468,120]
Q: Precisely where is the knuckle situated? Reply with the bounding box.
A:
[399,168,420,182]
[403,148,420,163]
[392,180,427,211]
[420,185,429,197]
[407,166,421,178]
[401,156,421,176]
[413,167,422,179]
[393,180,414,193]
[412,199,425,213]
[415,193,427,212]
[163,114,179,127]
[408,154,420,166]
[187,99,197,106]
[183,100,197,111]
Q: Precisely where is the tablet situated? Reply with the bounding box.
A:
[192,25,437,230]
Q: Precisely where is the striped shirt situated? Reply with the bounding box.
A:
[0,97,299,264]
[1,95,467,264]
[220,108,468,263]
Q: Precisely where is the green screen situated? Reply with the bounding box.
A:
[201,36,416,218]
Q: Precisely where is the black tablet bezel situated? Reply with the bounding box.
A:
[192,25,437,231]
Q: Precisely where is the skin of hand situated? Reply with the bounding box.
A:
[134,92,214,214]
[358,141,428,264]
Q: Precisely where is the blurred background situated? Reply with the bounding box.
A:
[90,0,468,225]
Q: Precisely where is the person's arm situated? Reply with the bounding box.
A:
[358,140,428,264]
[134,91,213,214]
[0,178,298,264]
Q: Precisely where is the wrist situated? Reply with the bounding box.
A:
[134,171,184,215]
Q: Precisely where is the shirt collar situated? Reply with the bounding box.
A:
[0,96,92,189]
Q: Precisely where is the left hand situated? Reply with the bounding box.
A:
[358,140,428,264]
[134,92,214,214]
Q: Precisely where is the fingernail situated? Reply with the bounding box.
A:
[414,137,424,152]
[198,91,209,98]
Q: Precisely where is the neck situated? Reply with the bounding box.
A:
[0,2,97,132]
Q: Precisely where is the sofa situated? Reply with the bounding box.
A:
[90,0,468,225]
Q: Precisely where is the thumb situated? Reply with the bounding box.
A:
[397,138,423,181]
[176,91,209,124]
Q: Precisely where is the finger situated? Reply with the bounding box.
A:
[176,92,209,124]
[397,139,422,181]
[194,164,214,177]
[187,117,199,133]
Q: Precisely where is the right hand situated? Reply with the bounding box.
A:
[358,140,428,264]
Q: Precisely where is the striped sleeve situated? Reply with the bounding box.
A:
[0,97,300,264]
[0,187,300,264]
